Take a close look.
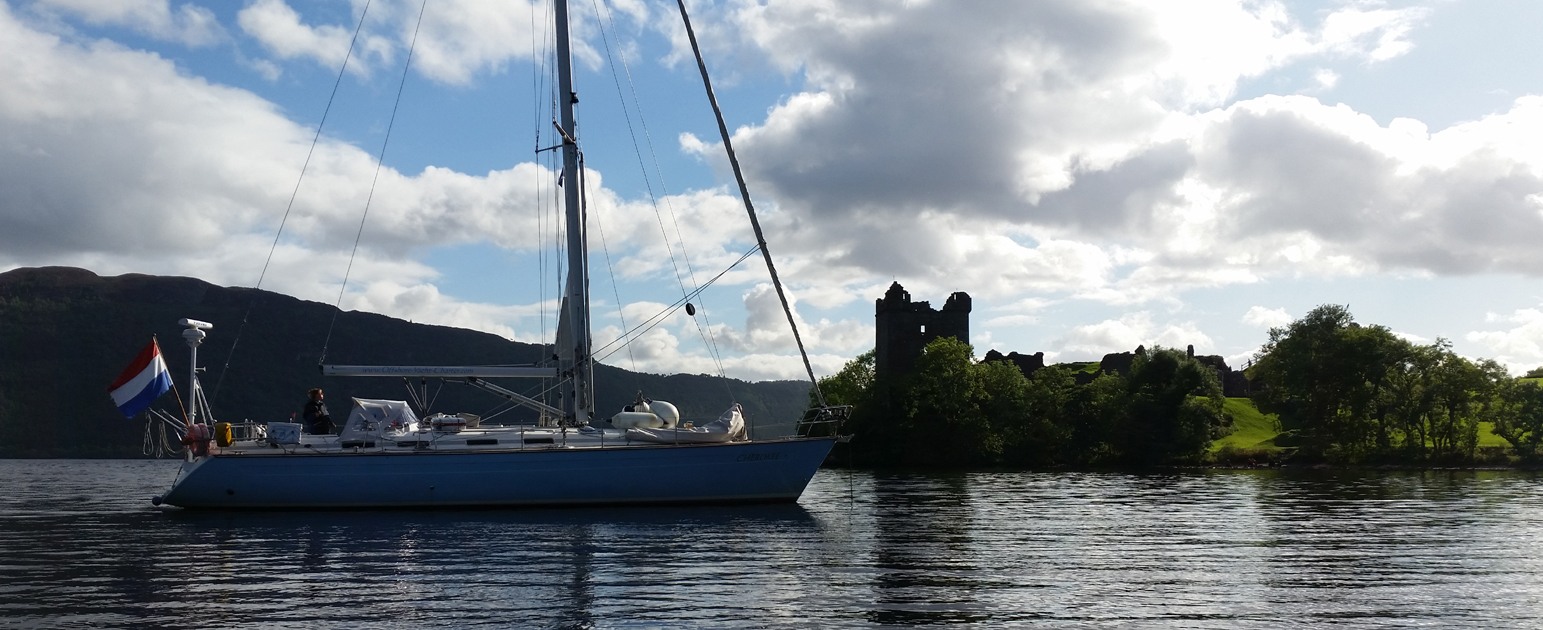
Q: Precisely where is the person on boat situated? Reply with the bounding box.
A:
[302,388,333,435]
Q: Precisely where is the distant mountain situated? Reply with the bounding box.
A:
[0,267,811,457]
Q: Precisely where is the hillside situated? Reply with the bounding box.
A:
[0,267,811,457]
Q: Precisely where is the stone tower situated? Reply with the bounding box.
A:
[874,281,971,382]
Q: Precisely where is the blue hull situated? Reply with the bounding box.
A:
[158,437,837,509]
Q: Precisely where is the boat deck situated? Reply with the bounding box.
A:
[211,425,747,457]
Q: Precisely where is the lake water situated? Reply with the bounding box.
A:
[4,460,1543,628]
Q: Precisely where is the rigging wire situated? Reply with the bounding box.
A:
[211,0,377,404]
[534,0,556,369]
[319,0,431,363]
[600,10,733,384]
[584,0,642,378]
[676,0,828,406]
[524,1,567,416]
[584,162,639,375]
[587,0,733,388]
[593,245,760,363]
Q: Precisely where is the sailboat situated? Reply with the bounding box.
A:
[149,0,848,509]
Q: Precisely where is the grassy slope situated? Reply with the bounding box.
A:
[1211,398,1283,453]
[1210,398,1511,452]
[1477,422,1509,448]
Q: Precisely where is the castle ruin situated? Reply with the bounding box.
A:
[874,282,971,382]
[872,282,1249,396]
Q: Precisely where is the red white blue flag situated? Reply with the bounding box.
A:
[108,339,172,418]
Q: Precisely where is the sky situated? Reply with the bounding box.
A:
[4,0,1543,384]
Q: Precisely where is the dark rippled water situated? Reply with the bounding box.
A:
[4,461,1543,628]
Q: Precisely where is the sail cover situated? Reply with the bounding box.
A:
[339,398,420,441]
[625,403,748,444]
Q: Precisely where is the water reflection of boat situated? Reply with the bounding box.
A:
[157,500,824,626]
[147,0,847,509]
[167,502,821,532]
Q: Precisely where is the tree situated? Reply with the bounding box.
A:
[1003,364,1077,466]
[1491,378,1543,459]
[1063,372,1127,465]
[1339,320,1410,456]
[898,337,999,466]
[1424,346,1487,461]
[1380,341,1441,460]
[815,350,890,462]
[813,349,874,409]
[1251,305,1408,461]
[1121,347,1228,464]
[1252,305,1504,463]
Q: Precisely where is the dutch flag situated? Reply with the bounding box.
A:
[108,339,172,418]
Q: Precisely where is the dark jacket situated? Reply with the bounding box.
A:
[303,399,331,432]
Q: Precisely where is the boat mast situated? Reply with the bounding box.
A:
[553,0,593,425]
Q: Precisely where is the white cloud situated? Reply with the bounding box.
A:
[226,0,592,86]
[237,0,392,76]
[1318,4,1429,63]
[1195,96,1543,276]
[35,0,222,46]
[1311,68,1339,91]
[1467,308,1543,375]
[1052,312,1212,358]
[1243,306,1292,329]
[1391,330,1431,346]
[244,56,282,81]
[667,0,1515,329]
[0,6,301,260]
[397,0,544,85]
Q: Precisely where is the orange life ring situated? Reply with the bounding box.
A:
[183,424,211,457]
